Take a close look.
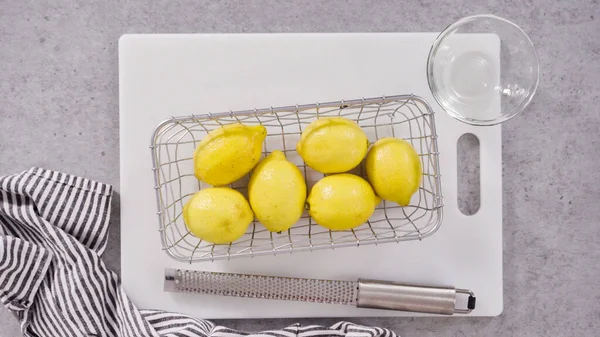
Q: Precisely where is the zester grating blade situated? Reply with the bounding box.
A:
[165,268,358,305]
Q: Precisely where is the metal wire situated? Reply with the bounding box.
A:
[150,95,443,263]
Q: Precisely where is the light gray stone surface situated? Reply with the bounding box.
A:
[1,0,599,336]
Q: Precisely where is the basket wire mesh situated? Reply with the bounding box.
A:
[151,95,443,263]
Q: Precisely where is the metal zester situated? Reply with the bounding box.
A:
[164,269,476,315]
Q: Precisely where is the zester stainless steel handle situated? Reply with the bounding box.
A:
[357,279,476,315]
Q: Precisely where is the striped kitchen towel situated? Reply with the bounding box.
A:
[0,168,398,337]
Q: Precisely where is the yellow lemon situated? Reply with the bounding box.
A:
[248,151,307,232]
[366,138,422,206]
[194,124,267,186]
[183,188,253,244]
[307,174,380,231]
[296,117,369,173]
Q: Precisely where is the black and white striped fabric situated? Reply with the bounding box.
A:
[0,168,398,337]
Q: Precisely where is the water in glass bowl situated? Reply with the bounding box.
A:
[435,48,500,122]
[427,15,539,125]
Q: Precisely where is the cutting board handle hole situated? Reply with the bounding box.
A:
[457,133,480,216]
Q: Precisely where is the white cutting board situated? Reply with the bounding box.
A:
[119,33,502,318]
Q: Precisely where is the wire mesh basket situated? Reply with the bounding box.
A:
[151,94,443,263]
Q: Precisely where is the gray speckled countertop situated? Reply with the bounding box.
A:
[1,1,599,336]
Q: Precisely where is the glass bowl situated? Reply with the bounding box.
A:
[427,15,539,126]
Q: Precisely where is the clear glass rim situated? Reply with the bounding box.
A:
[426,14,540,126]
